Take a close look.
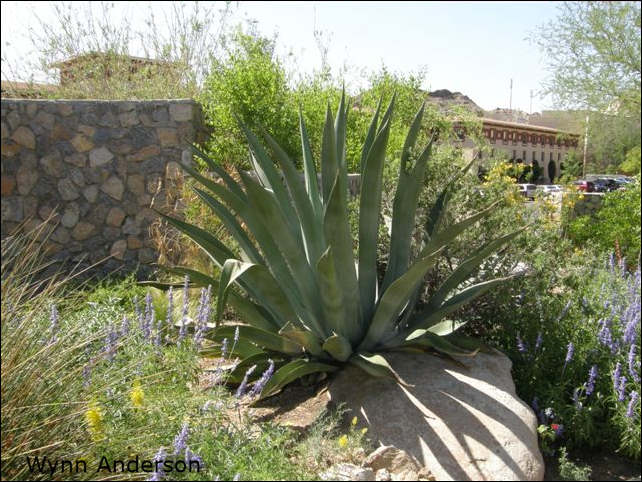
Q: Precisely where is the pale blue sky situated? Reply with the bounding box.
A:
[1,1,562,112]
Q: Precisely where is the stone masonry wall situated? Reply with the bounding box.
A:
[1,99,207,274]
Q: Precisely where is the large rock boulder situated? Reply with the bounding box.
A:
[328,350,544,481]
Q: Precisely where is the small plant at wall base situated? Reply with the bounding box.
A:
[157,93,525,398]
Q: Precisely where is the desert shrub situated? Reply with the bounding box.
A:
[200,29,299,169]
[566,177,641,264]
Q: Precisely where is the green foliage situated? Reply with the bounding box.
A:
[567,178,641,262]
[534,1,641,117]
[620,145,642,175]
[165,95,518,397]
[199,29,299,169]
[557,447,592,481]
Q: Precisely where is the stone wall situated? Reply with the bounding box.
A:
[1,99,207,274]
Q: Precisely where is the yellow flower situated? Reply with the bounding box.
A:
[85,401,105,442]
[130,380,144,408]
[338,434,348,448]
[361,427,368,435]
[351,416,358,427]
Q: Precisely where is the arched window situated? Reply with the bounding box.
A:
[548,160,556,182]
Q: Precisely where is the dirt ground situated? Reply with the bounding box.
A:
[544,451,641,481]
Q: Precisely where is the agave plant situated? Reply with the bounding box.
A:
[156,93,524,399]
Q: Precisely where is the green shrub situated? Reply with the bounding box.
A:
[566,177,641,263]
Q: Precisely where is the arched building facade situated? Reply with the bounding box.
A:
[457,118,580,184]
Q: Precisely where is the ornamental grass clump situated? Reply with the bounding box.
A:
[159,93,523,398]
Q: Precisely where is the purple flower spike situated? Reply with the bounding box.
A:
[173,422,189,455]
[121,315,130,337]
[143,291,153,339]
[628,344,640,383]
[562,342,574,374]
[148,447,166,481]
[178,276,190,342]
[617,376,628,402]
[250,360,275,398]
[235,365,257,398]
[626,391,639,418]
[516,335,528,354]
[613,362,623,391]
[166,287,174,326]
[586,365,598,396]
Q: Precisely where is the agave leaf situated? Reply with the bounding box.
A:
[258,359,339,400]
[378,93,396,136]
[335,88,347,171]
[409,273,525,332]
[212,325,302,356]
[359,246,444,352]
[158,211,235,265]
[216,259,258,325]
[358,116,392,318]
[190,144,247,200]
[279,321,325,357]
[381,112,437,292]
[239,170,326,337]
[402,331,479,357]
[349,352,412,387]
[424,319,468,337]
[322,333,353,362]
[421,200,502,257]
[238,121,301,237]
[321,105,338,205]
[323,172,362,337]
[427,226,526,308]
[299,109,323,220]
[443,334,496,355]
[201,337,264,359]
[193,187,263,264]
[261,129,325,263]
[316,246,353,341]
[181,162,248,217]
[360,96,383,174]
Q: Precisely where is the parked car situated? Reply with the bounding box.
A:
[518,183,536,200]
[592,178,620,192]
[573,180,595,192]
[536,185,563,195]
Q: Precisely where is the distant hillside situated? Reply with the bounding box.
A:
[426,89,484,115]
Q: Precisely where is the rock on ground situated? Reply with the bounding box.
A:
[328,350,544,481]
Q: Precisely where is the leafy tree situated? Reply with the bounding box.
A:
[535,1,641,116]
[620,145,641,175]
[534,2,641,173]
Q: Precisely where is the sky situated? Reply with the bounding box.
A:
[1,1,562,113]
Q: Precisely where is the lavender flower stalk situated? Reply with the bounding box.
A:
[562,342,574,374]
[516,335,528,354]
[143,291,153,340]
[166,286,174,327]
[249,360,275,398]
[147,447,167,481]
[173,422,189,455]
[613,362,623,391]
[628,344,640,383]
[121,315,130,337]
[617,376,628,402]
[626,391,639,418]
[586,365,598,396]
[178,276,190,342]
[235,365,257,398]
